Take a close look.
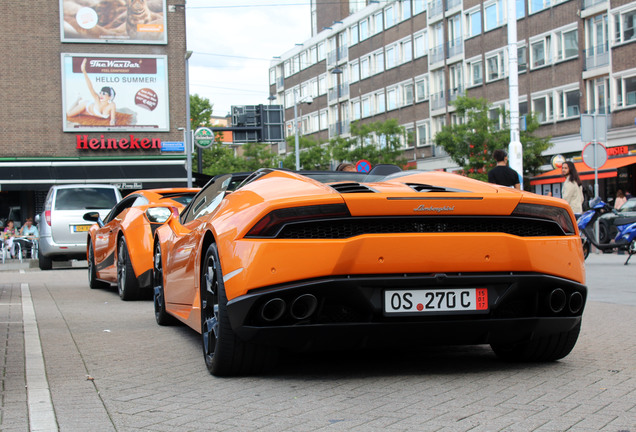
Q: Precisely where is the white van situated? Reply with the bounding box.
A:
[36,184,122,270]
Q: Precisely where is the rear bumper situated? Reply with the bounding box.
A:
[38,236,87,260]
[226,272,586,350]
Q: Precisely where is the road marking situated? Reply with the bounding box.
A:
[21,283,58,432]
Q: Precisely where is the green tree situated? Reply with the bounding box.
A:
[189,94,213,128]
[281,135,332,170]
[330,118,409,168]
[434,96,551,182]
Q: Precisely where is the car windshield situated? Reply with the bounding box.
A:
[54,188,118,210]
[182,175,233,224]
[160,193,196,206]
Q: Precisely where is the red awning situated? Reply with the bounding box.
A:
[530,155,636,185]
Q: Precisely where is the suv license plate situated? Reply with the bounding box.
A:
[72,225,91,232]
[384,288,488,315]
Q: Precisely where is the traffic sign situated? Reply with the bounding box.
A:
[356,159,371,173]
[582,142,607,169]
[194,127,214,148]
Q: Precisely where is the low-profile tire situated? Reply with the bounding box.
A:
[88,243,109,289]
[598,220,610,244]
[153,242,177,326]
[38,247,53,271]
[201,243,278,377]
[117,237,140,301]
[491,322,581,362]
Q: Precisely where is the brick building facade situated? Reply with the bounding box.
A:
[0,1,188,224]
[273,0,636,199]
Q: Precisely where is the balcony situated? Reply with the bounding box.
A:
[448,86,464,103]
[584,44,609,70]
[327,50,337,68]
[276,76,284,90]
[430,90,446,110]
[329,121,350,138]
[429,44,445,65]
[581,0,606,9]
[428,0,443,21]
[446,38,463,59]
[337,45,348,62]
[446,0,461,11]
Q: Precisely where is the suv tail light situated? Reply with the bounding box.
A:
[45,210,52,226]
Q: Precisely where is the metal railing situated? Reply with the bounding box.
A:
[430,91,446,110]
[584,44,609,70]
[429,45,445,64]
[446,38,463,58]
[428,0,443,20]
[581,0,606,9]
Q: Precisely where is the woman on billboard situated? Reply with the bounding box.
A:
[66,58,117,126]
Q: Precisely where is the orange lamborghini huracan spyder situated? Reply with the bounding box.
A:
[84,188,199,300]
[150,168,586,376]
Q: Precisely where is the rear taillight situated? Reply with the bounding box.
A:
[511,203,575,235]
[45,210,52,226]
[246,204,350,237]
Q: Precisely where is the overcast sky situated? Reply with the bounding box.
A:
[185,1,312,118]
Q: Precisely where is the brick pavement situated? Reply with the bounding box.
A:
[0,255,634,432]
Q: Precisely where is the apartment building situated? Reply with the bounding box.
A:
[270,0,636,198]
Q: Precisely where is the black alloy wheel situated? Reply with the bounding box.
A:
[153,242,176,325]
[88,242,108,289]
[117,237,139,300]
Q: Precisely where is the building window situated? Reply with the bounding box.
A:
[413,0,426,15]
[360,18,369,40]
[362,97,371,118]
[484,0,503,32]
[403,82,414,106]
[320,110,328,130]
[350,61,359,83]
[376,91,386,113]
[374,51,384,74]
[360,57,370,79]
[386,45,397,69]
[614,9,636,44]
[401,38,413,63]
[532,93,553,123]
[284,61,291,77]
[318,74,327,94]
[374,12,383,34]
[466,9,482,38]
[531,36,551,68]
[469,60,483,86]
[415,75,429,101]
[518,45,527,72]
[529,0,550,14]
[387,87,398,110]
[350,24,359,45]
[311,79,318,97]
[414,31,428,58]
[517,0,525,18]
[556,88,580,118]
[556,28,578,61]
[401,0,412,20]
[486,52,504,81]
[352,100,361,120]
[309,46,317,64]
[385,5,395,28]
[318,42,325,61]
[417,121,430,146]
[616,75,636,108]
[269,68,276,85]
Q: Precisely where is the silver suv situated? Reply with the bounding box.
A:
[37,184,122,270]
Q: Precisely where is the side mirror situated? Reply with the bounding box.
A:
[145,207,176,224]
[35,214,40,224]
[83,211,104,228]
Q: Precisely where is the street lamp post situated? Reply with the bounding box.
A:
[184,50,193,187]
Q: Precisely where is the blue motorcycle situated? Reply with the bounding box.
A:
[577,197,636,264]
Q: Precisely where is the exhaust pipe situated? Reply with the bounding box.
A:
[260,298,286,322]
[548,289,566,313]
[290,294,318,320]
[568,292,583,314]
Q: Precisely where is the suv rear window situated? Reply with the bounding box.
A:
[54,188,119,210]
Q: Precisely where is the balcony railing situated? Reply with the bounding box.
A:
[276,76,284,90]
[581,0,606,9]
[327,50,337,68]
[584,44,609,70]
[329,121,350,138]
[446,38,463,58]
[448,86,464,102]
[428,0,443,20]
[430,91,446,110]
[446,0,461,10]
[429,45,445,64]
[337,45,348,62]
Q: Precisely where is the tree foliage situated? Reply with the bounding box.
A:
[434,96,552,182]
[189,94,213,129]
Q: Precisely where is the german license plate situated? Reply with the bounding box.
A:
[384,288,488,315]
[72,225,92,232]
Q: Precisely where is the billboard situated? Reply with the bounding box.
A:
[62,54,170,132]
[60,0,167,44]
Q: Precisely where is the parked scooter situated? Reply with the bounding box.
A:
[577,197,636,264]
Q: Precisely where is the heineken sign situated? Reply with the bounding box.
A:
[194,127,214,148]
